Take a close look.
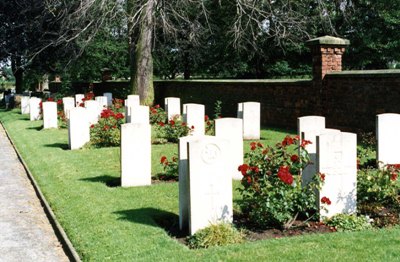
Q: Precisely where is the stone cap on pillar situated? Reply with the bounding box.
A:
[306,35,350,46]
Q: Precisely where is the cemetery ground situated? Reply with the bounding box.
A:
[0,109,399,261]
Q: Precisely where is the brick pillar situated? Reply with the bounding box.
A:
[307,36,350,81]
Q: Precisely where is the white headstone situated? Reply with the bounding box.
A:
[125,105,149,124]
[165,97,181,120]
[301,129,340,186]
[62,97,75,119]
[127,95,140,105]
[215,118,243,180]
[376,113,400,167]
[317,131,357,218]
[103,92,113,106]
[68,107,90,150]
[95,96,108,109]
[183,103,205,136]
[120,123,151,187]
[29,97,41,121]
[42,101,58,129]
[85,100,100,125]
[178,135,203,231]
[75,94,84,107]
[21,96,30,114]
[238,102,260,140]
[187,136,232,235]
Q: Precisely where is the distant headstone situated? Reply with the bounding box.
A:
[165,97,181,120]
[75,94,84,107]
[297,116,326,185]
[237,102,260,140]
[42,101,58,129]
[317,131,357,218]
[29,97,41,121]
[103,92,113,106]
[215,118,243,180]
[62,97,75,119]
[125,105,149,124]
[68,107,90,150]
[187,136,232,235]
[85,100,100,125]
[95,96,108,109]
[183,103,205,136]
[120,123,151,187]
[21,96,30,114]
[376,113,400,167]
[127,95,140,105]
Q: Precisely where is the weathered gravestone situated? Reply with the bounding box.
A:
[376,113,400,168]
[215,118,243,180]
[21,96,30,114]
[29,97,41,121]
[317,131,357,218]
[62,97,75,119]
[84,100,100,125]
[68,107,90,150]
[75,94,84,107]
[95,96,108,109]
[165,97,181,120]
[237,102,260,140]
[42,101,58,129]
[187,136,232,235]
[297,116,326,185]
[183,103,205,136]
[120,123,151,187]
[103,92,113,107]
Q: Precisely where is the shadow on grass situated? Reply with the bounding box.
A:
[26,126,42,131]
[79,175,120,187]
[113,208,186,239]
[44,143,69,150]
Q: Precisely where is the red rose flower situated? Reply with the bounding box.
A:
[319,173,326,182]
[290,154,299,163]
[390,172,398,181]
[321,196,331,205]
[57,99,62,105]
[160,156,167,164]
[282,136,294,147]
[191,125,195,129]
[238,164,249,176]
[169,120,175,126]
[301,139,312,148]
[158,122,165,127]
[277,166,293,185]
[90,124,94,128]
[155,104,160,109]
[257,142,263,148]
[250,142,257,151]
[204,115,209,121]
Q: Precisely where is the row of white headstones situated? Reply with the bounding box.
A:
[20,93,399,235]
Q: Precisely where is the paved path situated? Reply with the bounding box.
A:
[0,124,69,262]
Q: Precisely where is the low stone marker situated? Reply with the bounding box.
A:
[42,101,58,129]
[103,92,113,106]
[165,97,181,120]
[62,97,75,119]
[297,116,327,185]
[317,131,357,218]
[120,123,151,187]
[95,96,108,109]
[183,103,205,136]
[75,94,84,107]
[376,113,400,167]
[68,107,90,150]
[237,102,260,140]
[21,96,30,114]
[187,136,232,235]
[85,100,100,125]
[215,118,243,180]
[29,97,41,121]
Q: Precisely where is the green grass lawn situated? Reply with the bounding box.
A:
[1,109,399,261]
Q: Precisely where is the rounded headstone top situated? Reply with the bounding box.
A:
[306,35,350,46]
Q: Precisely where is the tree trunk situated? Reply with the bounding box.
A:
[11,55,24,94]
[131,0,155,105]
